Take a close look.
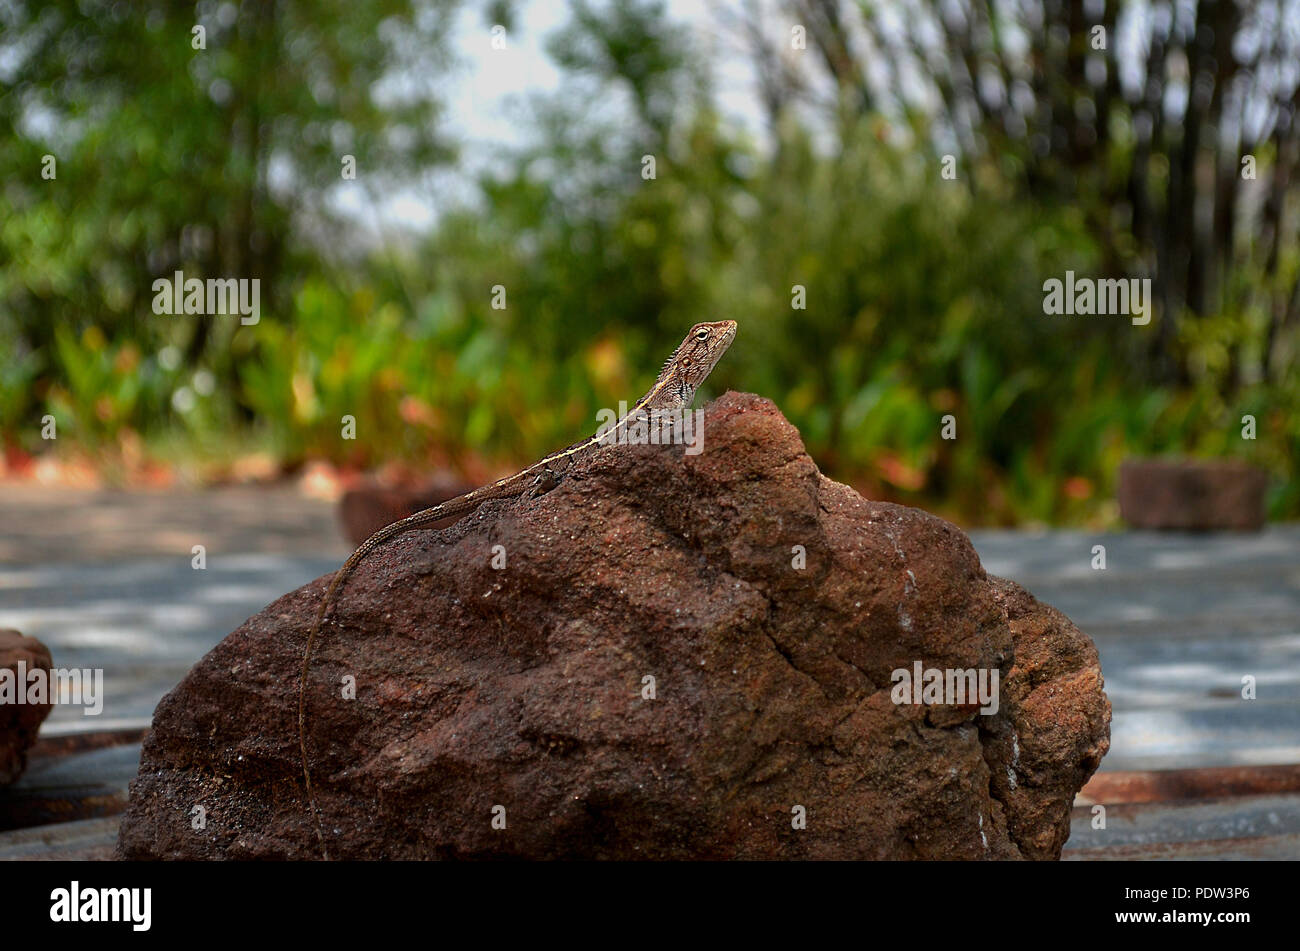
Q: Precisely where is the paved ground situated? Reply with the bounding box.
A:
[973,527,1300,771]
[0,485,347,734]
[1,484,1298,857]
[0,483,346,564]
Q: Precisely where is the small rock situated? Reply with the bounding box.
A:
[339,478,479,547]
[0,629,54,786]
[1118,458,1268,531]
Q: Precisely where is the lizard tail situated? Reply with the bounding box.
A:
[297,506,451,860]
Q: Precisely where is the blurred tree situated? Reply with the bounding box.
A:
[726,0,1300,391]
[0,0,460,430]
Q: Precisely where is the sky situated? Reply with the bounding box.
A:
[330,0,768,238]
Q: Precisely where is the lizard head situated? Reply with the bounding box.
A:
[642,320,737,409]
[667,320,737,390]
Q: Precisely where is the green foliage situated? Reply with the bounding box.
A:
[1,0,1295,527]
[0,0,460,423]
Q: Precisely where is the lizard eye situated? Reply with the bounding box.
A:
[695,330,708,340]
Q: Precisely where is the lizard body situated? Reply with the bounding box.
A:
[298,319,736,857]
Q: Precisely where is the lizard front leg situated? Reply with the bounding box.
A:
[522,466,560,500]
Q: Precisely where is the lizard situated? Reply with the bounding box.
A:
[298,319,737,858]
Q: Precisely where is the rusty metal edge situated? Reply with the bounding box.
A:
[1077,763,1300,805]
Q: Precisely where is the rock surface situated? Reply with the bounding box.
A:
[1,629,54,786]
[117,392,1110,860]
[1118,458,1268,531]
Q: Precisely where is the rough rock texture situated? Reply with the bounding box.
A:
[117,392,1110,860]
[1,629,54,786]
[1118,458,1268,531]
[339,478,478,547]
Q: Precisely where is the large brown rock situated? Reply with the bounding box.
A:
[1,629,54,786]
[117,393,1109,860]
[1118,457,1268,531]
